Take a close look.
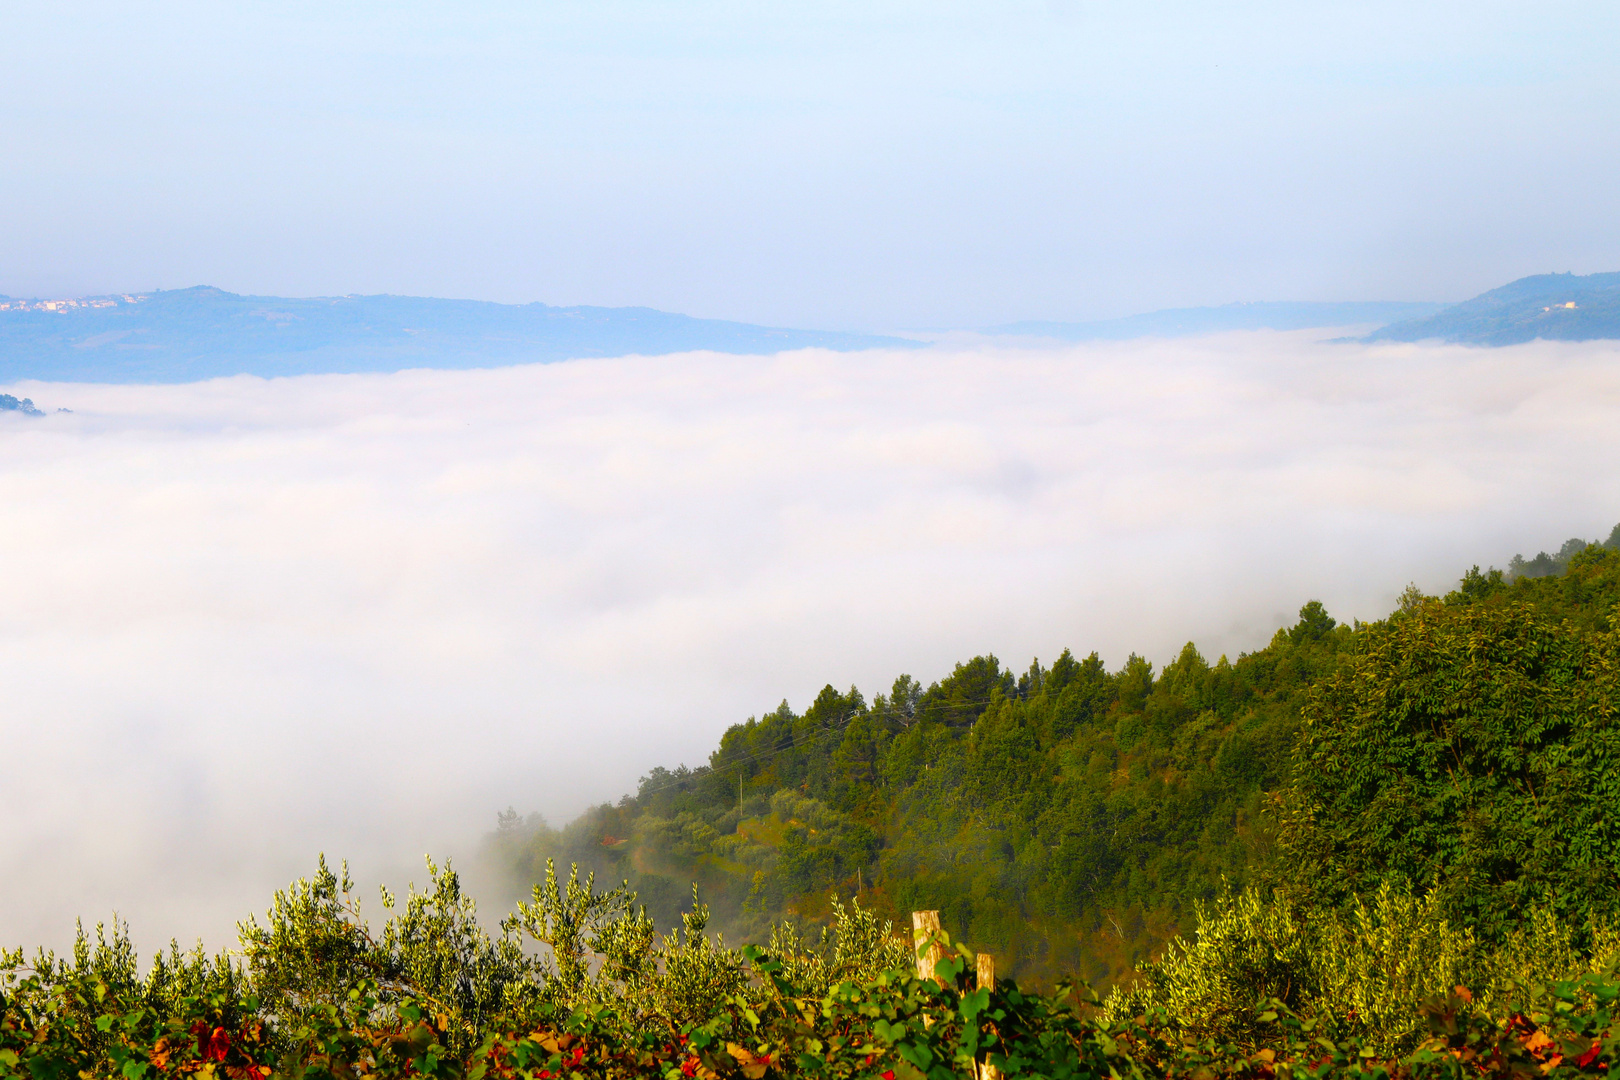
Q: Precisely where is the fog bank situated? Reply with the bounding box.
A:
[2,331,1618,952]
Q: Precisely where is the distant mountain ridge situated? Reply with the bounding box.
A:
[987,300,1446,341]
[9,273,1614,385]
[0,286,911,383]
[1364,271,1620,345]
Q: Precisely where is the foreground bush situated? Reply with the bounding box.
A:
[7,858,1620,1079]
[1107,883,1620,1055]
[7,930,1620,1080]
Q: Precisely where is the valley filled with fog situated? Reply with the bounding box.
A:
[3,329,1619,951]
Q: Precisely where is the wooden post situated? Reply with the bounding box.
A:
[976,953,1000,1080]
[912,910,943,984]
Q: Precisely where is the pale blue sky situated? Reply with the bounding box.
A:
[3,0,1617,328]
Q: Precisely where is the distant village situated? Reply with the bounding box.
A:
[0,294,146,313]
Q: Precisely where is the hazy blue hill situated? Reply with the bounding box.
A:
[0,286,912,383]
[1364,271,1620,345]
[987,300,1445,341]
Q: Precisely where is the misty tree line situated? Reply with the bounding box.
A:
[485,527,1620,989]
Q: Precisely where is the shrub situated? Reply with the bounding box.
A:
[1107,882,1620,1054]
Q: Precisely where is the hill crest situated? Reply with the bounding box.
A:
[0,286,912,383]
[1365,271,1620,345]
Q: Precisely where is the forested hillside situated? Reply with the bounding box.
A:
[483,527,1620,987]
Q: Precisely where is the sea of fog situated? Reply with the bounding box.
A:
[2,329,1619,954]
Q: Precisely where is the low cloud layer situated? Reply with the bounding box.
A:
[3,331,1619,952]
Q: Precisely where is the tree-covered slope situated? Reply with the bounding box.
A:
[485,531,1620,988]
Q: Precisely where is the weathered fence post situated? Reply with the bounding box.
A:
[912,910,943,983]
[977,953,1000,1080]
[912,911,999,1079]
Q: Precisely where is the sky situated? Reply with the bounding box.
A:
[2,1,1619,328]
[4,331,1620,952]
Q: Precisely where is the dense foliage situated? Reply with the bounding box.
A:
[9,879,1620,1080]
[1281,586,1620,937]
[1107,883,1620,1056]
